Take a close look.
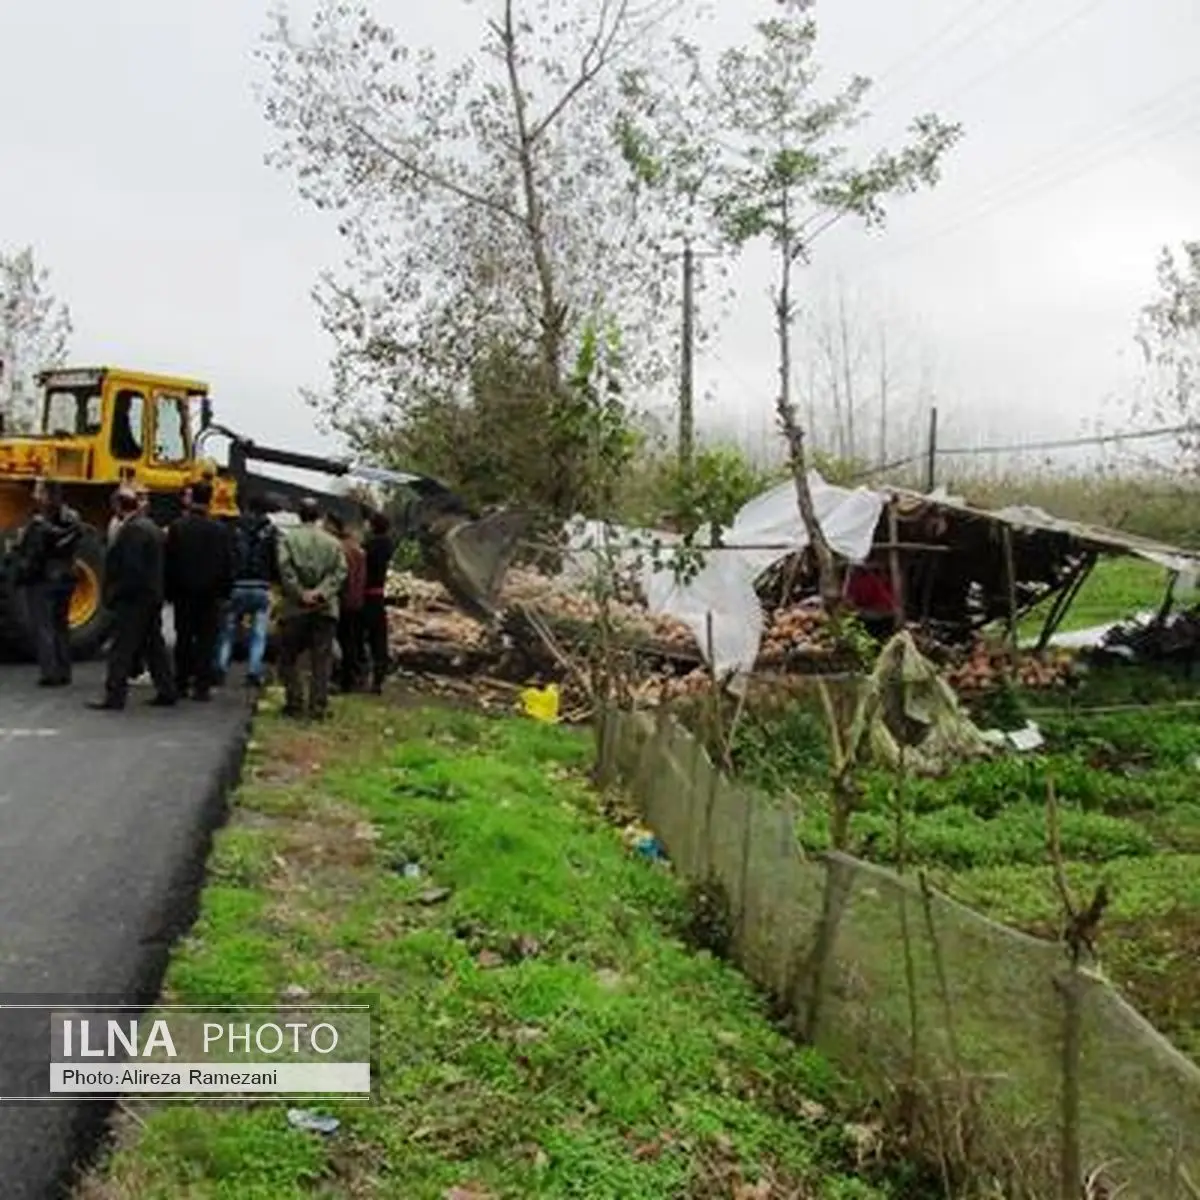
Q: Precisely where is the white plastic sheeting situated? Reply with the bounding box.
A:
[346,463,425,487]
[560,472,886,682]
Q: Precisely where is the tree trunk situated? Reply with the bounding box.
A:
[839,290,855,462]
[775,197,840,614]
[501,0,564,396]
[878,324,888,468]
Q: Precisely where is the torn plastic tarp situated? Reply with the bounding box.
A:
[848,630,996,775]
[560,472,885,681]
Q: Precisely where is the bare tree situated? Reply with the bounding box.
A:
[0,247,72,433]
[257,0,690,450]
[1135,240,1200,469]
[795,281,934,472]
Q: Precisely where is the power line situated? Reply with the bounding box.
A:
[861,76,1200,265]
[872,108,1200,264]
[920,0,1109,116]
[950,72,1200,205]
[871,0,998,88]
[853,420,1197,481]
[939,421,1197,456]
[799,1,1127,259]
[872,0,1032,98]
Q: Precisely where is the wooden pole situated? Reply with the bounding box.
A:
[1036,554,1096,653]
[925,406,939,493]
[1002,525,1019,662]
[1156,570,1180,624]
[1058,970,1084,1200]
[887,501,906,631]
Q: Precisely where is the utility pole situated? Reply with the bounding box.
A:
[878,324,888,469]
[926,404,939,493]
[679,240,696,472]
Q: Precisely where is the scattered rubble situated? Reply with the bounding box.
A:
[381,564,1081,718]
[1094,605,1200,665]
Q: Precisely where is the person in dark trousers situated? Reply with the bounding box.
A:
[361,510,395,693]
[13,479,83,686]
[164,480,234,701]
[325,513,366,692]
[127,484,153,683]
[88,490,176,710]
[276,497,347,721]
[214,492,278,688]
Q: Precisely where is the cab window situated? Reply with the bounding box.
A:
[42,388,102,436]
[153,396,188,462]
[44,391,78,435]
[110,390,145,461]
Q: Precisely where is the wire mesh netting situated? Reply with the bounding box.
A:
[602,708,1200,1199]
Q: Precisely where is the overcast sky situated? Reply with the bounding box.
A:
[1,0,1196,474]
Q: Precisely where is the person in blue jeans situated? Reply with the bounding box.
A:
[215,491,278,687]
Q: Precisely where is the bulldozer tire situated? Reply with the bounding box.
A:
[0,527,113,662]
[65,528,114,660]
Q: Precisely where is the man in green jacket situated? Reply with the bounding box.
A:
[276,497,348,720]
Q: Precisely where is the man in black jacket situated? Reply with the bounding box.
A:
[88,490,176,710]
[214,491,277,688]
[360,510,395,693]
[14,480,83,686]
[164,480,234,701]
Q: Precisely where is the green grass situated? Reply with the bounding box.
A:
[1018,556,1172,640]
[76,695,902,1200]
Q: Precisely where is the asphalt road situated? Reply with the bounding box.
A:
[0,659,251,1199]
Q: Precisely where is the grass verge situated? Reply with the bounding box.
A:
[75,692,900,1200]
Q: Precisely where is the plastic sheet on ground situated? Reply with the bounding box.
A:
[849,630,995,774]
[561,472,885,680]
[979,719,1045,752]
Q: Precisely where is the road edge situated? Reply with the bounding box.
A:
[58,697,256,1200]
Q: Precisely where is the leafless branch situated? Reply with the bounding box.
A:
[337,107,524,226]
[526,0,679,145]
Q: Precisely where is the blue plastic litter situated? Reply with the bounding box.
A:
[634,835,667,861]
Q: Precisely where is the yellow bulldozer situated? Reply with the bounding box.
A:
[0,365,528,662]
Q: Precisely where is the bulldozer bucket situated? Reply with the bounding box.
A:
[433,510,532,624]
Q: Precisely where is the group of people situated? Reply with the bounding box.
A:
[14,477,396,721]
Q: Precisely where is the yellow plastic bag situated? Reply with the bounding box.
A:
[520,683,560,723]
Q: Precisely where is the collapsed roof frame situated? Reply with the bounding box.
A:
[876,489,1200,650]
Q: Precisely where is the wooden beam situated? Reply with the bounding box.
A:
[887,502,906,630]
[1156,570,1179,625]
[1036,554,1096,653]
[1002,525,1019,664]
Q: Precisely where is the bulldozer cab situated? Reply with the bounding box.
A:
[1,367,238,523]
[0,367,234,663]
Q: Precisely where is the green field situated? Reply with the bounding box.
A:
[76,695,909,1200]
[728,666,1200,1063]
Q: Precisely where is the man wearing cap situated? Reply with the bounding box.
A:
[108,485,135,545]
[276,497,347,720]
